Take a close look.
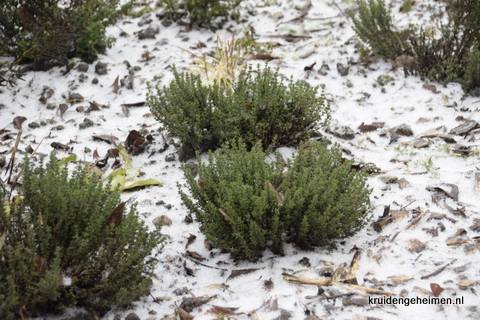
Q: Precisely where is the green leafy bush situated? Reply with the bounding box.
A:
[350,0,480,94]
[0,156,163,318]
[158,0,242,29]
[179,140,371,259]
[147,65,330,160]
[0,0,132,70]
[281,142,371,249]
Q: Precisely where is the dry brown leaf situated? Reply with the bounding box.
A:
[206,306,240,316]
[196,41,206,48]
[142,51,155,61]
[92,135,118,145]
[187,250,206,261]
[430,283,444,297]
[105,202,125,228]
[203,283,229,291]
[186,234,197,249]
[176,307,194,320]
[227,268,259,280]
[111,75,119,93]
[359,122,378,132]
[93,149,100,160]
[247,53,279,61]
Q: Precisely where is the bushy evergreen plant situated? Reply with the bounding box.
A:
[351,0,480,94]
[281,142,371,249]
[0,156,163,318]
[179,141,284,259]
[179,140,371,259]
[147,65,330,159]
[159,0,242,29]
[0,0,133,70]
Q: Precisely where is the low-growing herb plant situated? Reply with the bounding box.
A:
[0,156,164,318]
[281,141,371,249]
[179,140,371,259]
[0,0,133,70]
[158,0,243,30]
[147,64,330,160]
[350,0,480,94]
[179,141,285,259]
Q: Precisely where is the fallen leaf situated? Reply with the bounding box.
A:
[406,238,427,253]
[87,101,101,112]
[13,116,27,129]
[176,307,194,320]
[430,283,444,297]
[50,142,70,151]
[187,250,206,261]
[111,75,119,93]
[142,51,155,61]
[196,41,206,48]
[105,201,125,228]
[92,134,119,145]
[247,53,279,61]
[273,12,284,22]
[359,122,378,132]
[227,268,258,280]
[186,234,197,248]
[304,62,316,71]
[93,149,100,160]
[206,306,240,316]
[179,295,217,312]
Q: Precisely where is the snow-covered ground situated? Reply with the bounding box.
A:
[1,0,480,319]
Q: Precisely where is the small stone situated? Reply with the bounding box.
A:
[138,24,160,40]
[165,153,176,162]
[124,313,140,320]
[68,92,84,103]
[449,120,479,135]
[79,118,94,129]
[76,63,89,72]
[173,287,189,295]
[28,122,40,129]
[153,216,172,227]
[0,157,6,168]
[165,204,172,210]
[346,79,353,88]
[76,106,85,113]
[46,103,56,110]
[298,257,311,267]
[51,125,64,131]
[394,123,413,136]
[92,78,99,84]
[95,62,108,75]
[39,86,54,103]
[342,297,369,306]
[336,63,349,76]
[326,125,355,140]
[184,162,198,177]
[138,14,153,26]
[412,138,430,148]
[317,267,334,277]
[407,238,427,253]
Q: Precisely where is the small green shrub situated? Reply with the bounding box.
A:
[0,0,132,70]
[147,65,330,159]
[179,140,371,259]
[179,141,285,259]
[0,156,163,318]
[158,0,243,29]
[350,0,480,93]
[281,142,371,249]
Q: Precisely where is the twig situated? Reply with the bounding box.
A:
[420,259,457,280]
[283,273,394,296]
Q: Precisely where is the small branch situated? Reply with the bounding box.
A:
[282,273,394,296]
